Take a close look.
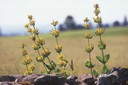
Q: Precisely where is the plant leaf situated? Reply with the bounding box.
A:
[96,56,104,64]
[51,61,56,68]
[85,61,95,68]
[104,54,110,64]
[92,70,99,77]
[45,64,53,71]
[101,65,109,74]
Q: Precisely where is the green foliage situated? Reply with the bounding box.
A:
[85,61,95,68]
[19,4,112,76]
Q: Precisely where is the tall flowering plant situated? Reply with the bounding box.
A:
[93,4,110,74]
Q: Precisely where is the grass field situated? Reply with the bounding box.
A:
[0,27,128,75]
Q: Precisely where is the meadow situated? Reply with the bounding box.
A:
[0,27,128,75]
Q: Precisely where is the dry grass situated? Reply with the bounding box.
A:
[0,27,128,75]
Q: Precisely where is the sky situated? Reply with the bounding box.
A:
[0,0,128,34]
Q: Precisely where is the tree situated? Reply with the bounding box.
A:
[123,16,128,26]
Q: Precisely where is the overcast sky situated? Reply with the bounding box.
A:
[0,0,128,34]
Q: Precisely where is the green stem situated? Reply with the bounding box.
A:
[87,38,93,76]
[99,35,106,67]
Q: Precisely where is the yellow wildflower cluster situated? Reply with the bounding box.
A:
[51,20,68,74]
[20,42,35,75]
[51,29,60,37]
[57,54,68,67]
[55,44,62,53]
[95,28,104,36]
[84,17,95,76]
[24,15,55,74]
[93,4,102,24]
[41,48,51,58]
[93,4,110,74]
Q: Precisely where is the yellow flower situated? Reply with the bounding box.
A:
[28,64,35,71]
[58,60,66,67]
[36,56,43,62]
[51,20,58,26]
[26,56,33,63]
[84,23,89,29]
[22,49,28,56]
[20,42,26,49]
[95,28,104,36]
[42,48,51,57]
[35,38,45,45]
[30,34,36,41]
[94,4,99,9]
[93,16,102,24]
[22,56,32,65]
[84,17,89,23]
[55,45,62,53]
[57,54,64,60]
[24,70,33,75]
[27,28,32,33]
[85,44,94,53]
[24,24,29,28]
[28,15,33,20]
[32,28,39,35]
[51,29,60,37]
[32,44,40,50]
[29,20,35,26]
[94,8,100,16]
[85,32,93,39]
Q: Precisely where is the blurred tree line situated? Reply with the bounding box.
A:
[58,15,128,31]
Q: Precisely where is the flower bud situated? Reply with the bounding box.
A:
[85,44,94,53]
[51,20,58,26]
[95,28,104,36]
[94,8,100,16]
[28,15,33,20]
[22,56,32,65]
[84,23,90,29]
[36,56,43,62]
[94,4,99,9]
[30,34,36,41]
[29,20,35,26]
[51,29,60,37]
[32,28,39,35]
[93,16,102,24]
[57,54,64,60]
[24,24,29,28]
[35,38,45,45]
[84,17,89,23]
[27,28,32,33]
[22,49,28,56]
[20,42,26,49]
[58,60,66,67]
[42,48,51,57]
[32,44,40,50]
[55,45,62,53]
[28,64,35,71]
[98,41,106,50]
[85,32,93,39]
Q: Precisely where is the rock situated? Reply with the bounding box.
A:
[16,74,41,85]
[66,75,77,85]
[97,73,118,85]
[110,67,128,82]
[0,76,15,82]
[76,74,96,85]
[34,74,66,85]
[0,82,21,85]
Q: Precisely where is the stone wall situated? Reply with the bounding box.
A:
[0,67,128,85]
